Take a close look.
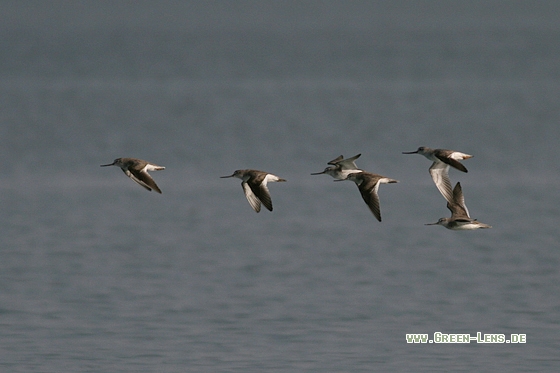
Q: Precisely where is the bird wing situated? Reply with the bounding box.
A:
[429,162,454,205]
[446,202,472,221]
[129,166,162,193]
[242,181,262,212]
[435,152,468,172]
[450,182,470,218]
[359,178,382,222]
[247,173,273,212]
[335,153,362,170]
[327,155,344,165]
[122,168,154,192]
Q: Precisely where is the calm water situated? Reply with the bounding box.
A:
[1,2,560,372]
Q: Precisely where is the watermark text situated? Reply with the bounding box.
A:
[406,332,526,344]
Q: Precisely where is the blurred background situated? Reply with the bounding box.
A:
[1,1,559,371]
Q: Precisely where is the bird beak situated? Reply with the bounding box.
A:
[100,162,115,167]
[220,175,234,178]
[402,150,419,154]
[424,222,438,225]
[310,171,325,175]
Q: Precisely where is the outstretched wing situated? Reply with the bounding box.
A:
[122,168,154,192]
[435,152,468,172]
[130,167,162,193]
[242,181,262,212]
[359,179,382,222]
[429,162,454,205]
[247,173,273,212]
[447,182,470,218]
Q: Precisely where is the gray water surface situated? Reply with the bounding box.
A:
[1,2,559,372]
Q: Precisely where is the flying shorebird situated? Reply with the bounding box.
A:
[426,182,491,230]
[311,153,363,180]
[402,146,473,205]
[337,171,398,222]
[221,169,286,213]
[101,157,165,193]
